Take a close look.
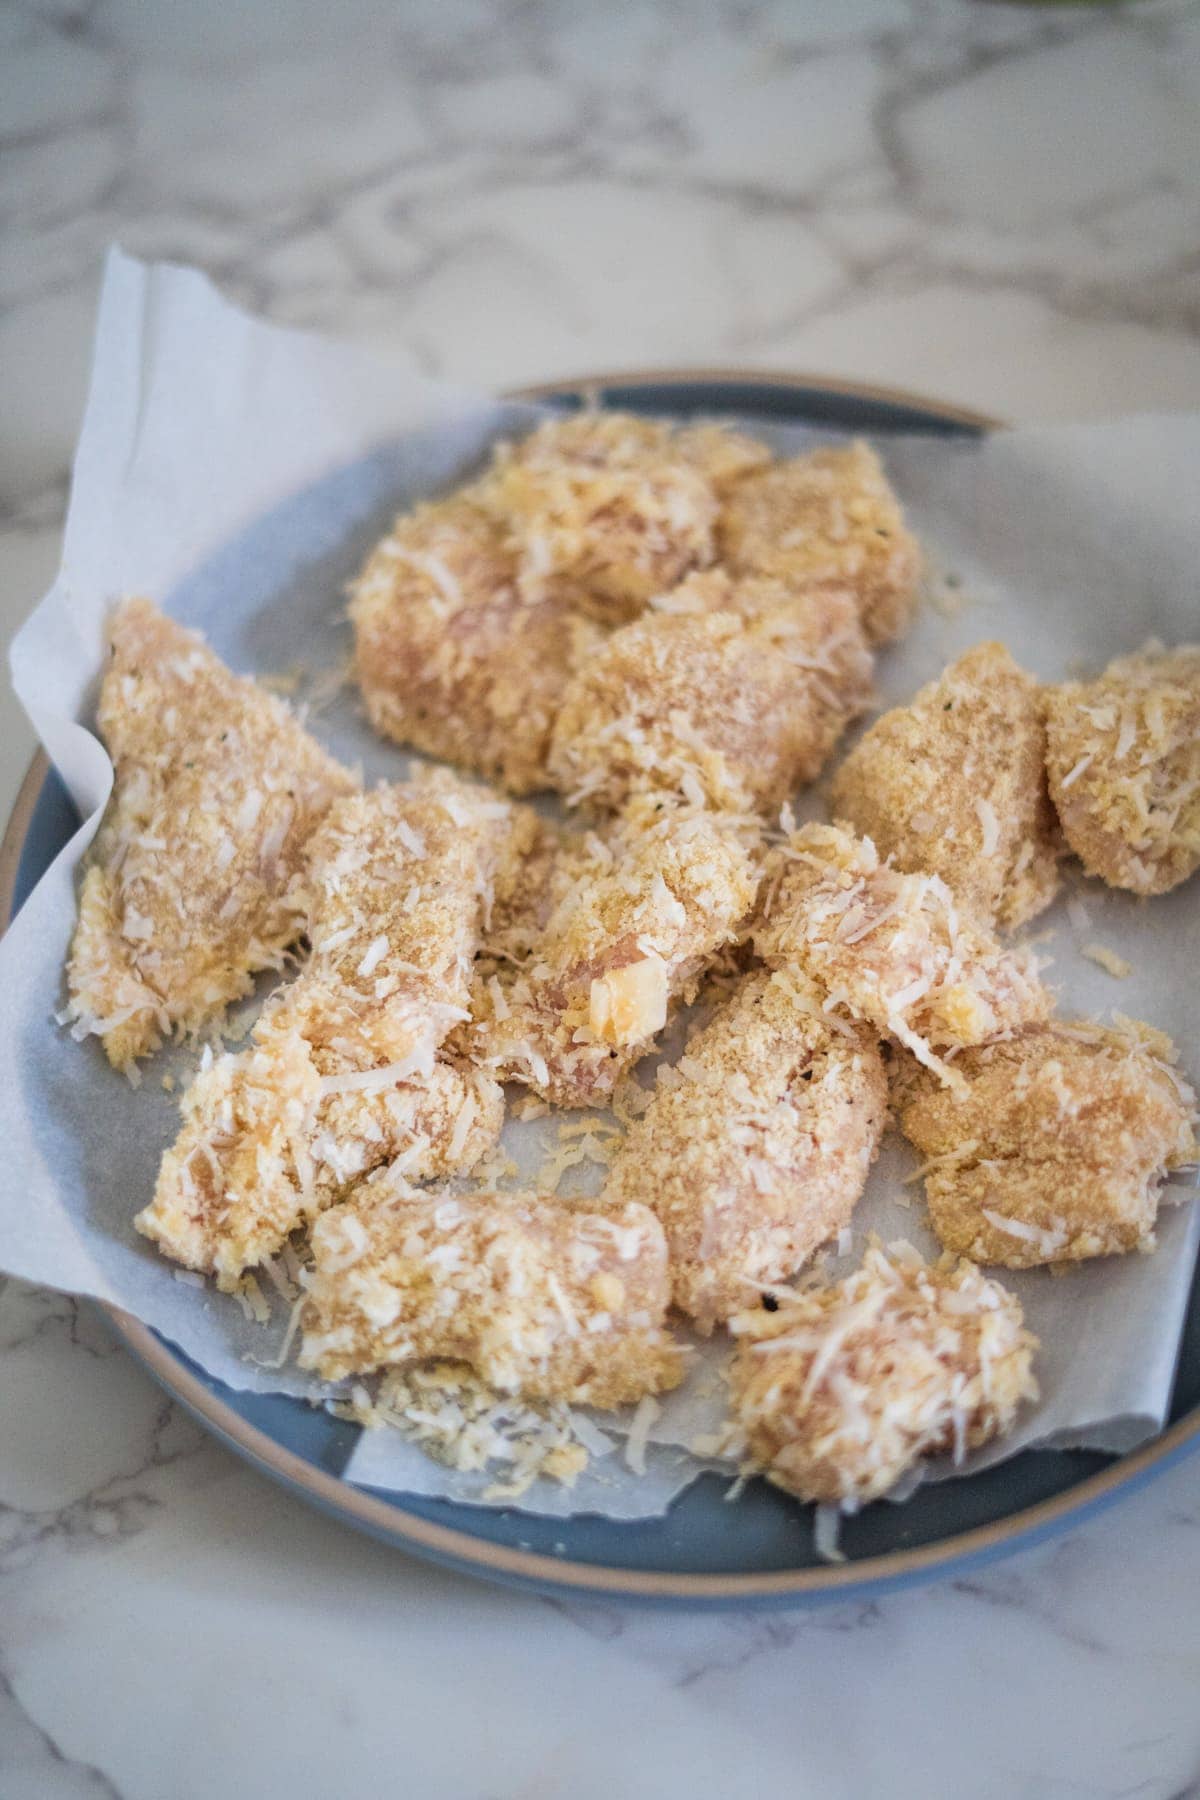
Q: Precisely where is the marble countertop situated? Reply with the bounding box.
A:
[3,1,1200,1794]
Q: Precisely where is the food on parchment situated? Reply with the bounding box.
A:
[830,641,1060,929]
[65,597,354,1070]
[604,970,887,1332]
[728,1240,1038,1505]
[1045,644,1200,896]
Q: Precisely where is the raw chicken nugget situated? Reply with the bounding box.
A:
[350,490,602,793]
[299,1175,684,1407]
[66,597,355,1070]
[753,822,1049,1084]
[1045,644,1200,895]
[548,570,873,816]
[897,1019,1198,1267]
[719,441,921,646]
[465,801,759,1108]
[729,1240,1038,1505]
[137,773,510,1286]
[830,642,1060,929]
[605,969,887,1331]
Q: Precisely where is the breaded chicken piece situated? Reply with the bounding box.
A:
[350,490,603,793]
[299,1174,684,1406]
[718,441,921,646]
[753,823,1050,1085]
[1045,644,1200,896]
[65,597,355,1070]
[728,1240,1038,1505]
[830,642,1060,929]
[605,969,887,1331]
[464,800,760,1108]
[137,773,510,1286]
[548,569,873,816]
[480,411,723,625]
[896,1019,1198,1267]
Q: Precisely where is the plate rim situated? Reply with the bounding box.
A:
[5,366,1197,1605]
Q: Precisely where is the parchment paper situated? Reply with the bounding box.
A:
[2,250,1198,1521]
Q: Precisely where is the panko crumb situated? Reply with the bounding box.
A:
[829,641,1061,929]
[753,822,1049,1085]
[897,1018,1198,1267]
[728,1239,1038,1505]
[66,597,355,1070]
[299,1174,684,1408]
[1045,643,1200,895]
[718,441,922,646]
[605,969,887,1331]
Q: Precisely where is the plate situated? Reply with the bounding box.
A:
[5,373,1199,1609]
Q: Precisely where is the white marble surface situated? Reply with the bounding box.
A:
[3,1,1200,1794]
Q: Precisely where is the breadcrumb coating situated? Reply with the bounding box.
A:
[718,441,921,646]
[729,1240,1038,1505]
[1045,644,1200,895]
[830,641,1060,929]
[350,490,603,793]
[464,800,760,1107]
[548,569,873,816]
[753,823,1050,1083]
[897,1019,1198,1267]
[137,773,509,1285]
[605,969,887,1331]
[66,597,355,1070]
[299,1175,684,1406]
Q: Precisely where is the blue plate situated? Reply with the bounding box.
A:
[6,374,1199,1608]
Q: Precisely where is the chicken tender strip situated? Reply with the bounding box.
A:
[299,1175,684,1406]
[605,969,887,1331]
[718,442,921,646]
[830,642,1060,929]
[350,490,603,793]
[465,801,760,1108]
[896,1019,1198,1267]
[548,570,873,816]
[728,1240,1038,1506]
[137,773,510,1285]
[66,597,355,1070]
[479,411,729,625]
[753,822,1050,1084]
[1045,643,1200,896]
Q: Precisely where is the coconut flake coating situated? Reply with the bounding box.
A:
[830,641,1060,929]
[66,597,355,1070]
[605,970,887,1331]
[1045,644,1200,896]
[718,441,921,646]
[548,570,873,816]
[137,773,510,1286]
[299,1176,684,1406]
[729,1241,1038,1505]
[753,823,1049,1083]
[897,1019,1198,1268]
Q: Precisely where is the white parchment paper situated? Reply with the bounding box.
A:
[2,251,1198,1521]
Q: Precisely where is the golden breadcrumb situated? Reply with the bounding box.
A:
[137,773,510,1285]
[1045,643,1200,895]
[718,441,921,646]
[605,969,887,1331]
[66,597,355,1070]
[897,1019,1198,1267]
[299,1175,684,1406]
[479,411,722,625]
[464,800,760,1107]
[350,490,603,794]
[829,641,1061,929]
[753,822,1050,1083]
[728,1240,1038,1505]
[548,569,873,816]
